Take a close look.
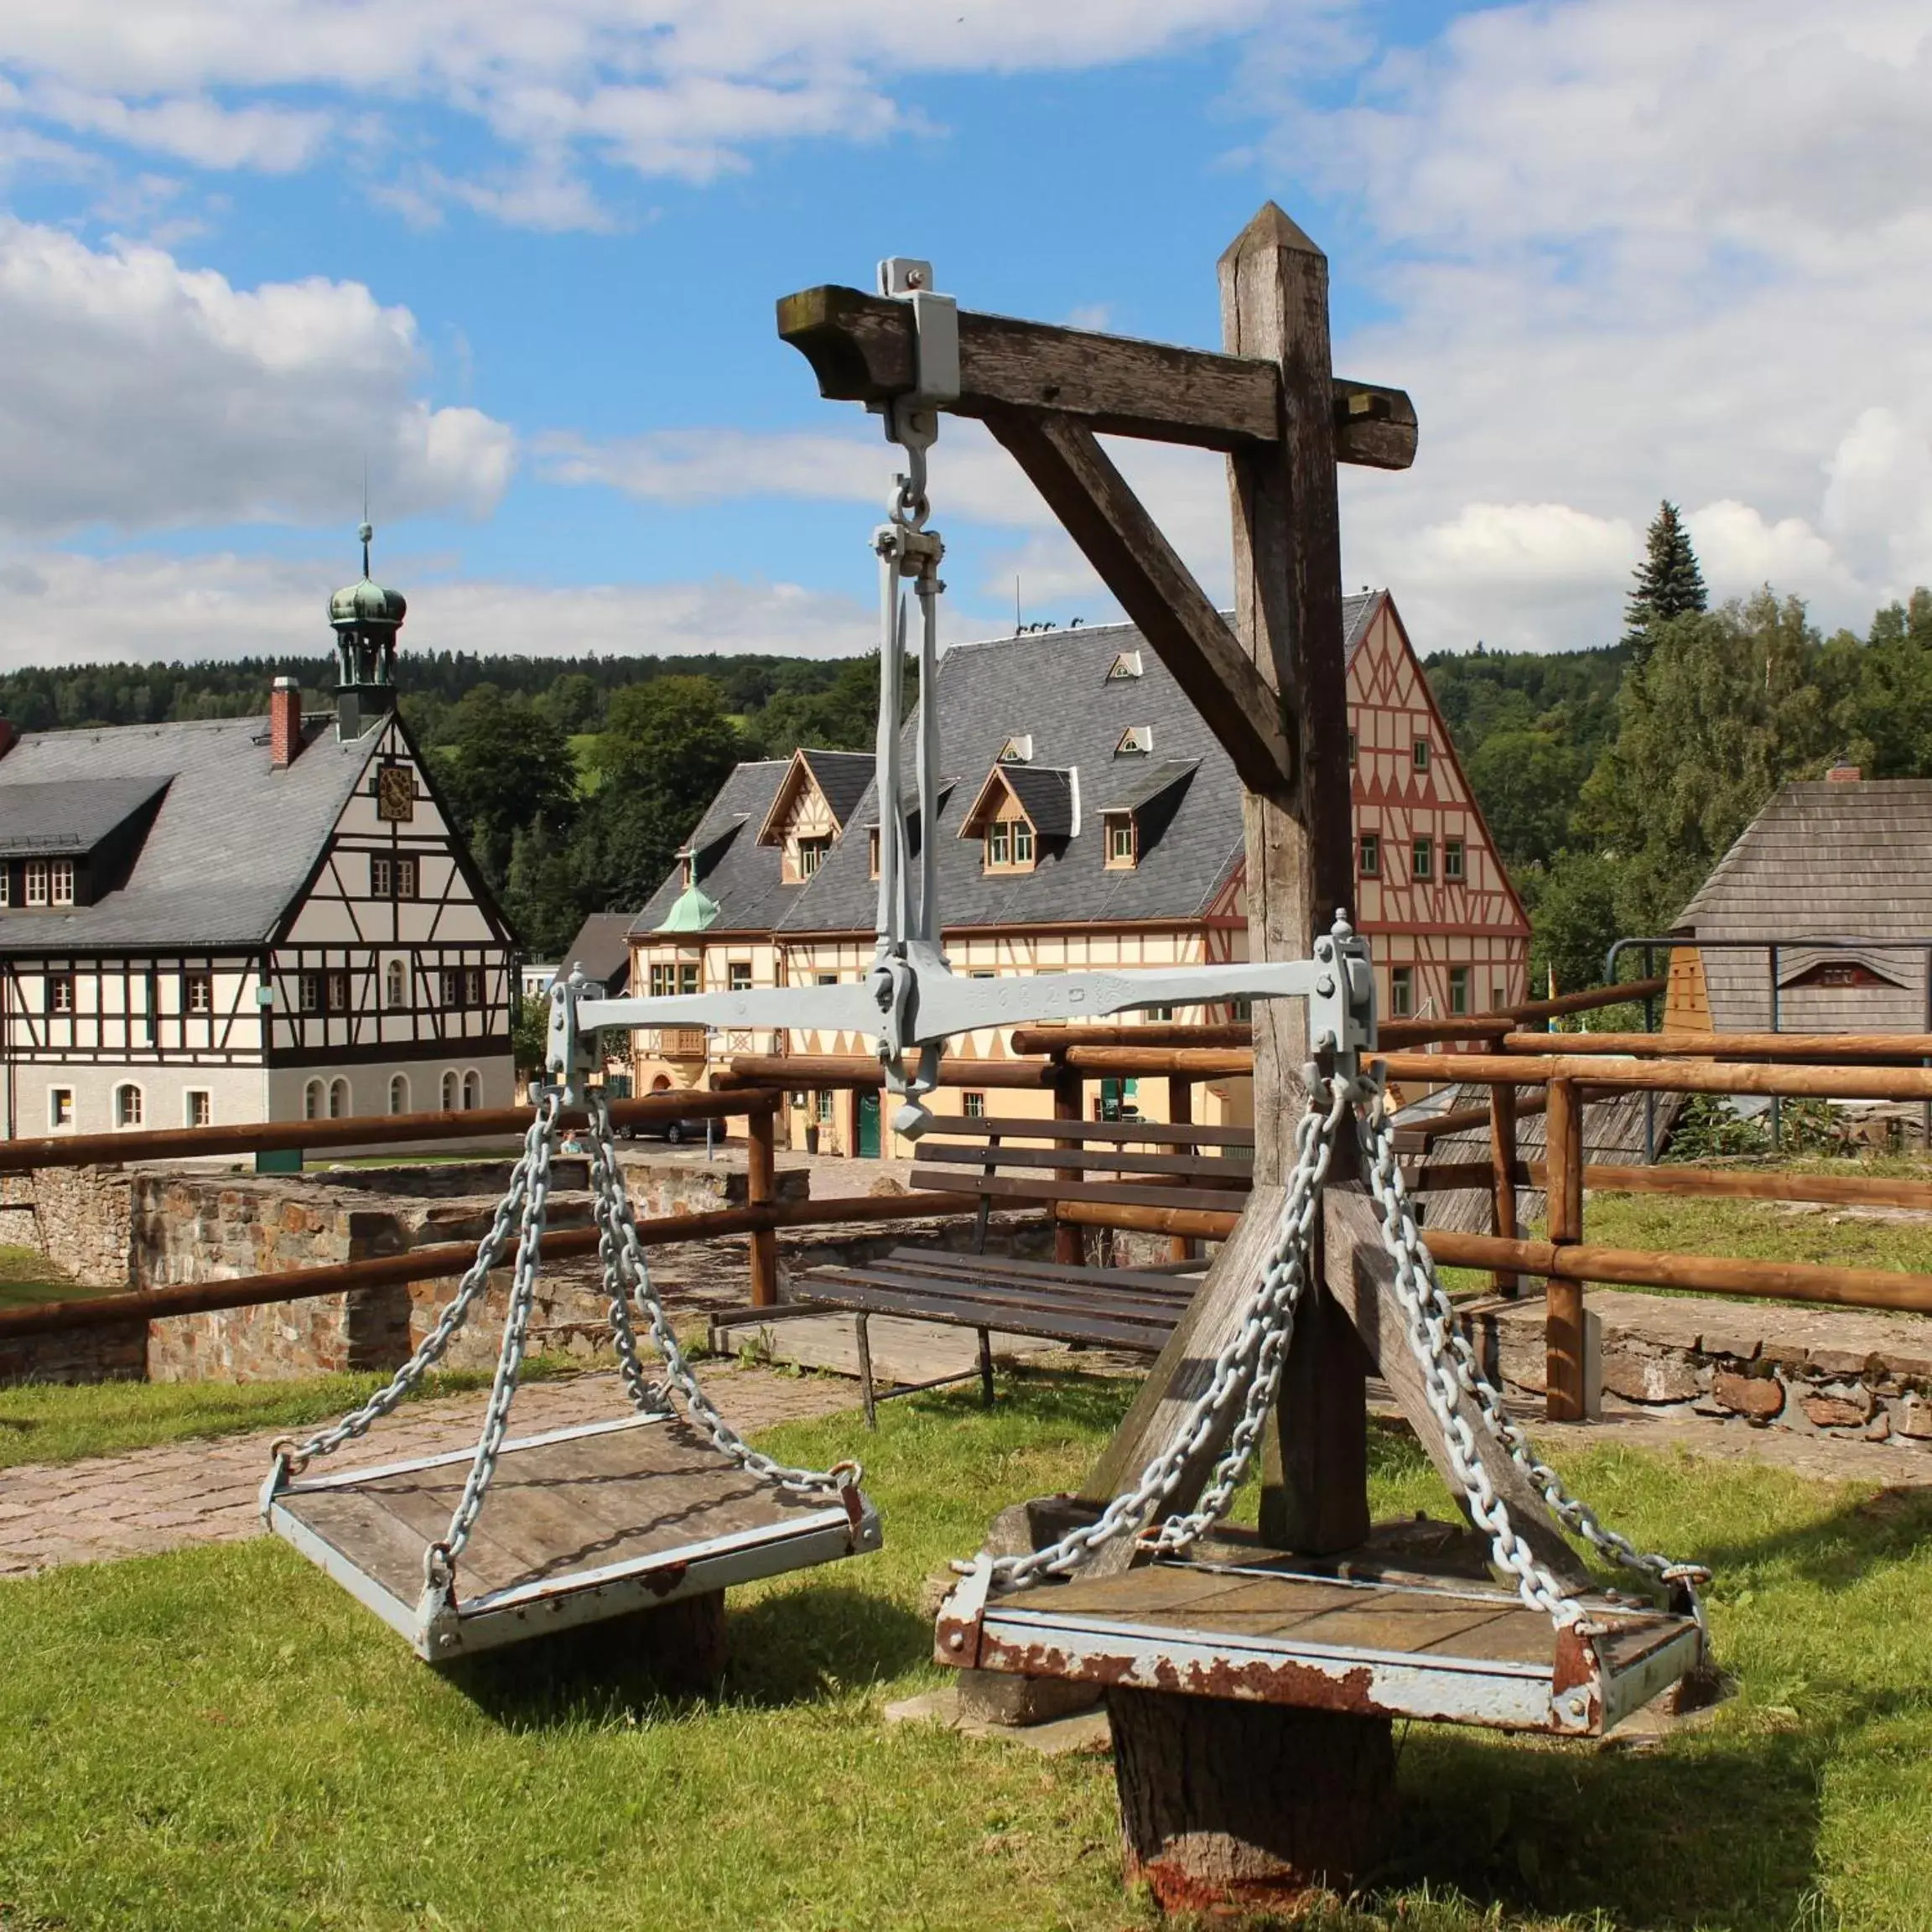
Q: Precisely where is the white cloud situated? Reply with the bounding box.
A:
[0,0,1280,213]
[0,546,879,668]
[0,220,514,537]
[1255,1,1932,651]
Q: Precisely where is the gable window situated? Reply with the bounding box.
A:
[649,963,699,998]
[1411,737,1431,771]
[1358,833,1380,877]
[1411,837,1434,881]
[49,1088,73,1130]
[1115,725,1152,756]
[729,961,752,991]
[1105,652,1142,680]
[114,1083,143,1129]
[1449,965,1470,1015]
[386,959,408,1007]
[985,814,1036,872]
[1389,966,1415,1018]
[797,835,830,879]
[997,734,1033,764]
[46,973,75,1015]
[1104,813,1137,870]
[371,854,419,898]
[183,971,212,1015]
[184,1090,211,1128]
[440,966,485,1006]
[328,969,350,1011]
[1443,838,1465,882]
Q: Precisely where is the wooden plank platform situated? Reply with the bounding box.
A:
[937,1555,1702,1737]
[268,1412,880,1661]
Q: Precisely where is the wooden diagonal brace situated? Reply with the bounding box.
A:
[985,408,1294,800]
[777,284,1417,467]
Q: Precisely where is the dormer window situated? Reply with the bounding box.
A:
[868,828,880,879]
[797,835,830,879]
[24,859,74,907]
[997,735,1033,764]
[1115,725,1152,756]
[1104,812,1137,870]
[985,815,1036,872]
[1106,652,1143,680]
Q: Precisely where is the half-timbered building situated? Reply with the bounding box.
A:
[628,594,1527,1155]
[0,543,518,1139]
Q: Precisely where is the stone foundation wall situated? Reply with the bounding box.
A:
[0,1314,147,1386]
[1470,1288,1932,1449]
[0,1166,135,1286]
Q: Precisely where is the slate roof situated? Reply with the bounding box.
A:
[800,750,875,828]
[0,777,170,856]
[558,911,635,993]
[631,760,790,937]
[1676,779,1932,1031]
[1098,757,1199,814]
[1000,763,1078,839]
[778,621,1249,935]
[0,714,377,952]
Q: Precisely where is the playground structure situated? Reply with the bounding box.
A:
[12,207,1930,1912]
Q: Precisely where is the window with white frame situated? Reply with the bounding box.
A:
[1449,965,1470,1015]
[0,868,9,906]
[1443,838,1465,881]
[1104,813,1136,869]
[462,1069,481,1110]
[183,970,212,1015]
[184,1090,211,1128]
[1389,966,1415,1018]
[371,854,418,898]
[304,1079,325,1121]
[329,1078,350,1119]
[962,1092,986,1118]
[388,1073,409,1115]
[24,860,48,906]
[49,1088,73,1130]
[440,1069,459,1110]
[47,973,75,1015]
[49,860,73,905]
[114,1083,143,1128]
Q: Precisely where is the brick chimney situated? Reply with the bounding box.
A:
[1827,761,1862,782]
[270,677,303,768]
[0,716,15,761]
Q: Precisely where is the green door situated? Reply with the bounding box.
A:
[857,1091,881,1158]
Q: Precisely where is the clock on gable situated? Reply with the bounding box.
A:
[376,764,416,823]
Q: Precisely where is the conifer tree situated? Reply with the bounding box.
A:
[1623,501,1707,659]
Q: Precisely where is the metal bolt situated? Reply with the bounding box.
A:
[1317,974,1336,997]
[946,1631,964,1650]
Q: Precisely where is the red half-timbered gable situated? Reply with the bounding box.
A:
[1343,592,1530,1024]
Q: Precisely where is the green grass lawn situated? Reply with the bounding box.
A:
[0,1243,92,1314]
[0,1362,579,1472]
[3,1368,1932,1930]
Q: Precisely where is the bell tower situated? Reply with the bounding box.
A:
[328,521,408,740]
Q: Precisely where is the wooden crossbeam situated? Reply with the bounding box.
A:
[985,408,1294,796]
[776,284,1417,466]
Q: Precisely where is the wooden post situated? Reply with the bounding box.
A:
[746,1106,780,1310]
[1165,1073,1196,1264]
[1543,1077,1586,1419]
[1489,1082,1520,1297]
[1223,206,1369,1560]
[1052,1060,1084,1266]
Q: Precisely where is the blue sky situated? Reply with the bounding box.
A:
[2,2,1929,667]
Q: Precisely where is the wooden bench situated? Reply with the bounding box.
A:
[717,1116,1254,1424]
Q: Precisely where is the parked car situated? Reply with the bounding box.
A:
[622,1114,716,1146]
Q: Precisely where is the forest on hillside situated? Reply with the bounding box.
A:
[1424,505,1932,993]
[8,509,1931,979]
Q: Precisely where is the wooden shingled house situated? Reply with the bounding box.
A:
[1665,771,1932,1035]
[629,595,1530,1156]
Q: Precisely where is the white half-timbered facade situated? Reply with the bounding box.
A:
[0,566,518,1140]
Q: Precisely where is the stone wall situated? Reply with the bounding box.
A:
[0,1166,135,1286]
[1468,1288,1932,1449]
[0,1314,147,1386]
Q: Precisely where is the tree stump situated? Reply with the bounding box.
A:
[1108,1689,1394,1913]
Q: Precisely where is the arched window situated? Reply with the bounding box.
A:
[386,959,407,1008]
[389,1073,408,1116]
[304,1079,324,1122]
[440,1070,459,1111]
[329,1078,350,1119]
[114,1084,143,1129]
[461,1069,481,1111]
